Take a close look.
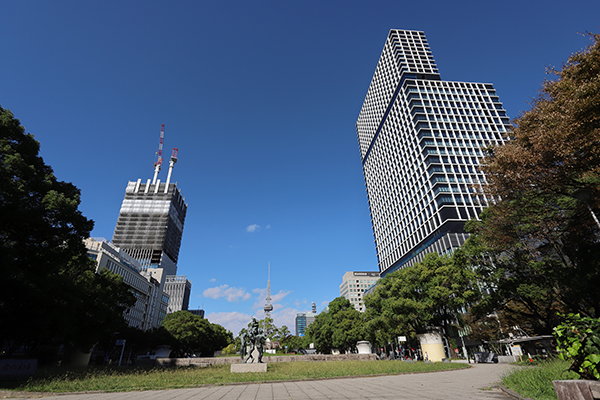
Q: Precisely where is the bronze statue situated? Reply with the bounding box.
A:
[241,317,265,363]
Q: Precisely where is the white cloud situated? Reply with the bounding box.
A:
[295,299,308,308]
[209,278,216,282]
[203,285,252,302]
[205,311,252,336]
[251,289,291,309]
[246,224,260,233]
[271,307,300,334]
[265,224,271,229]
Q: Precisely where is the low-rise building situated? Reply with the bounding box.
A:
[188,309,205,318]
[84,237,169,330]
[164,275,192,313]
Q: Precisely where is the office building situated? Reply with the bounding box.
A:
[164,275,192,313]
[84,238,169,330]
[189,309,205,318]
[295,302,317,336]
[339,271,380,312]
[356,29,510,276]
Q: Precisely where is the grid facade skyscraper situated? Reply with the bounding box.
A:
[357,29,510,276]
[112,179,187,276]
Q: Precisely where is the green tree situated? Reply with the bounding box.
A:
[463,219,565,334]
[305,297,364,354]
[280,334,304,353]
[222,343,237,356]
[364,251,479,344]
[305,310,334,354]
[277,325,291,340]
[0,106,134,357]
[257,317,278,340]
[470,33,600,325]
[161,311,232,357]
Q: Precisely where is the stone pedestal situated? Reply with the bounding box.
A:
[231,363,268,373]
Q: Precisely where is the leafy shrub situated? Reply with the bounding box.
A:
[222,344,237,356]
[502,358,578,400]
[553,313,600,380]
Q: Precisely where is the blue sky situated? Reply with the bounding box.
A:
[2,0,599,336]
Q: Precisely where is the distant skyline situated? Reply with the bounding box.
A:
[2,0,599,336]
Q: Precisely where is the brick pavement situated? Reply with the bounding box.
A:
[2,363,516,399]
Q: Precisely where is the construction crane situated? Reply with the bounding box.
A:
[164,148,178,189]
[152,124,165,184]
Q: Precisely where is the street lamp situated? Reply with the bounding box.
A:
[573,189,600,230]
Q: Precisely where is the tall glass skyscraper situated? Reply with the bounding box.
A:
[356,29,510,276]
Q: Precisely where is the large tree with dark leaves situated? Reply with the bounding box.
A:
[363,251,480,345]
[161,311,232,357]
[469,33,600,330]
[304,297,364,354]
[0,106,134,357]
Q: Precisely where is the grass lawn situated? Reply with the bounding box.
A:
[0,360,469,393]
[502,358,579,400]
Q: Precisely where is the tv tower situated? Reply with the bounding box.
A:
[263,263,273,319]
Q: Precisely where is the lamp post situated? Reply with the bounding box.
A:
[573,189,600,230]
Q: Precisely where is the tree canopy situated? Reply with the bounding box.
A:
[161,311,232,357]
[1,106,135,357]
[469,33,600,327]
[304,297,364,354]
[363,251,479,345]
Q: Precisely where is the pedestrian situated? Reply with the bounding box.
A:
[424,352,429,361]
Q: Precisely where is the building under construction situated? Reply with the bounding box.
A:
[112,124,192,314]
[112,178,187,276]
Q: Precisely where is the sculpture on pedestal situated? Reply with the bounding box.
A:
[240,317,265,363]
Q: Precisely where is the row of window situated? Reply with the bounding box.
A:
[357,32,507,273]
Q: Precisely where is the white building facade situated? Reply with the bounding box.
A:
[339,271,380,312]
[356,29,510,276]
[84,238,169,330]
[164,275,192,313]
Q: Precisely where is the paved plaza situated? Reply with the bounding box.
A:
[2,363,518,400]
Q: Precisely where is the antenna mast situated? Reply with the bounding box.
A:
[264,262,273,319]
[152,124,165,184]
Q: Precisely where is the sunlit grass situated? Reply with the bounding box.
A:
[502,358,579,400]
[2,360,469,393]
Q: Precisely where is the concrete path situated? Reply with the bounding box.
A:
[4,363,517,399]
